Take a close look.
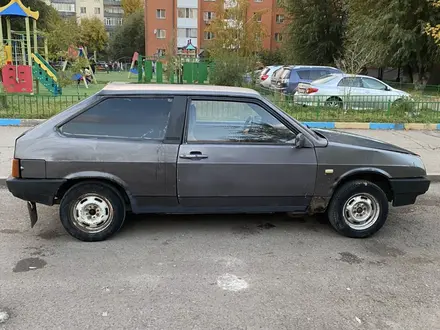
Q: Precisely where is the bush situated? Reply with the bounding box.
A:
[209,54,256,87]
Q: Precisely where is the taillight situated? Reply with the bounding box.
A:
[306,87,319,94]
[11,158,20,178]
[261,74,268,81]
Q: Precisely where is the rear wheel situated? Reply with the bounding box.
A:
[327,180,389,238]
[325,96,343,108]
[60,182,126,242]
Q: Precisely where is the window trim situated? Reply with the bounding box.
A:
[183,96,299,145]
[156,9,166,19]
[55,95,180,143]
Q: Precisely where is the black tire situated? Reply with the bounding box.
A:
[60,181,126,242]
[325,96,343,108]
[327,180,389,238]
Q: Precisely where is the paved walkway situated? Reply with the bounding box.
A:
[0,127,439,180]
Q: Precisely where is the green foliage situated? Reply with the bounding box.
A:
[46,17,81,59]
[0,0,60,32]
[79,17,108,52]
[205,0,267,58]
[283,0,346,65]
[209,54,257,87]
[121,0,143,16]
[108,10,144,60]
[258,49,285,66]
[346,0,440,85]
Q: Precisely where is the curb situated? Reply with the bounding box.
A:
[0,118,439,130]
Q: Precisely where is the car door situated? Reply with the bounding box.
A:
[360,77,398,109]
[176,97,317,212]
[337,77,364,109]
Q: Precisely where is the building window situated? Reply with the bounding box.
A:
[178,8,197,19]
[254,0,263,2]
[105,17,123,26]
[203,11,215,20]
[94,0,100,2]
[274,33,283,42]
[80,7,86,13]
[94,7,100,14]
[157,49,166,56]
[105,6,123,14]
[156,29,166,39]
[177,28,197,38]
[253,12,262,22]
[156,9,166,19]
[51,3,75,12]
[204,31,214,40]
[276,14,284,23]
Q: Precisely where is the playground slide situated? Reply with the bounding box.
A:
[31,53,62,96]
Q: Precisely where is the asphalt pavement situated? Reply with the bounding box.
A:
[1,183,440,329]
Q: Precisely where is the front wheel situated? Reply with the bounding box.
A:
[327,180,389,238]
[60,182,126,242]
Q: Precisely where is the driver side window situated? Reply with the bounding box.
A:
[186,100,296,144]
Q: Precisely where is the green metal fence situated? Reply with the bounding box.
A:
[0,88,439,123]
[0,94,87,119]
[258,88,440,123]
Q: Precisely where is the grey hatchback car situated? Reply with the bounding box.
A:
[7,84,430,241]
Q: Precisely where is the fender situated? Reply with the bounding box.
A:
[63,171,136,207]
[332,167,391,193]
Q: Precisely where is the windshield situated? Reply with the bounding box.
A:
[312,74,337,85]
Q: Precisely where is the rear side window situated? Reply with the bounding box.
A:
[296,70,310,80]
[281,69,291,79]
[309,69,330,80]
[60,97,173,140]
[338,77,363,87]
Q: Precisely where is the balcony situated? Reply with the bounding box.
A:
[104,11,123,17]
[103,0,121,5]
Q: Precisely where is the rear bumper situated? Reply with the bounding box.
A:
[6,177,66,206]
[390,177,430,206]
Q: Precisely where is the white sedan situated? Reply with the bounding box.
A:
[294,74,411,109]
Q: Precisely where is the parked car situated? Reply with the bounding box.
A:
[294,74,411,109]
[7,84,430,241]
[259,65,282,88]
[271,65,343,94]
[243,69,262,84]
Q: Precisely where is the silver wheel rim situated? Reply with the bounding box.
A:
[327,100,341,107]
[72,194,113,233]
[343,193,380,230]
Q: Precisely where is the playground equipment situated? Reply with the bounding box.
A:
[134,54,209,84]
[0,0,62,95]
[64,45,97,88]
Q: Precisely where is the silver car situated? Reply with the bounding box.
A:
[294,74,411,109]
[7,84,429,241]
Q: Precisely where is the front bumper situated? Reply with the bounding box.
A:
[389,177,430,206]
[6,177,66,206]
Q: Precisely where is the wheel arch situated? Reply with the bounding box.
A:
[55,171,134,210]
[332,168,393,202]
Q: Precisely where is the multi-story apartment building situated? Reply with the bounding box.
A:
[46,0,123,35]
[144,0,286,57]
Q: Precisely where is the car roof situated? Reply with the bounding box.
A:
[328,73,380,79]
[99,83,260,98]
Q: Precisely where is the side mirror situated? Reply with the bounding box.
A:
[295,133,305,149]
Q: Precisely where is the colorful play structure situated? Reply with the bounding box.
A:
[0,0,62,95]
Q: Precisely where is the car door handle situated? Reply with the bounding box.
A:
[179,152,208,160]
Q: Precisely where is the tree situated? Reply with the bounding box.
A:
[108,10,144,60]
[46,16,81,59]
[79,17,108,52]
[121,0,143,16]
[347,0,440,86]
[205,0,267,58]
[282,0,346,65]
[426,0,440,45]
[258,49,285,66]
